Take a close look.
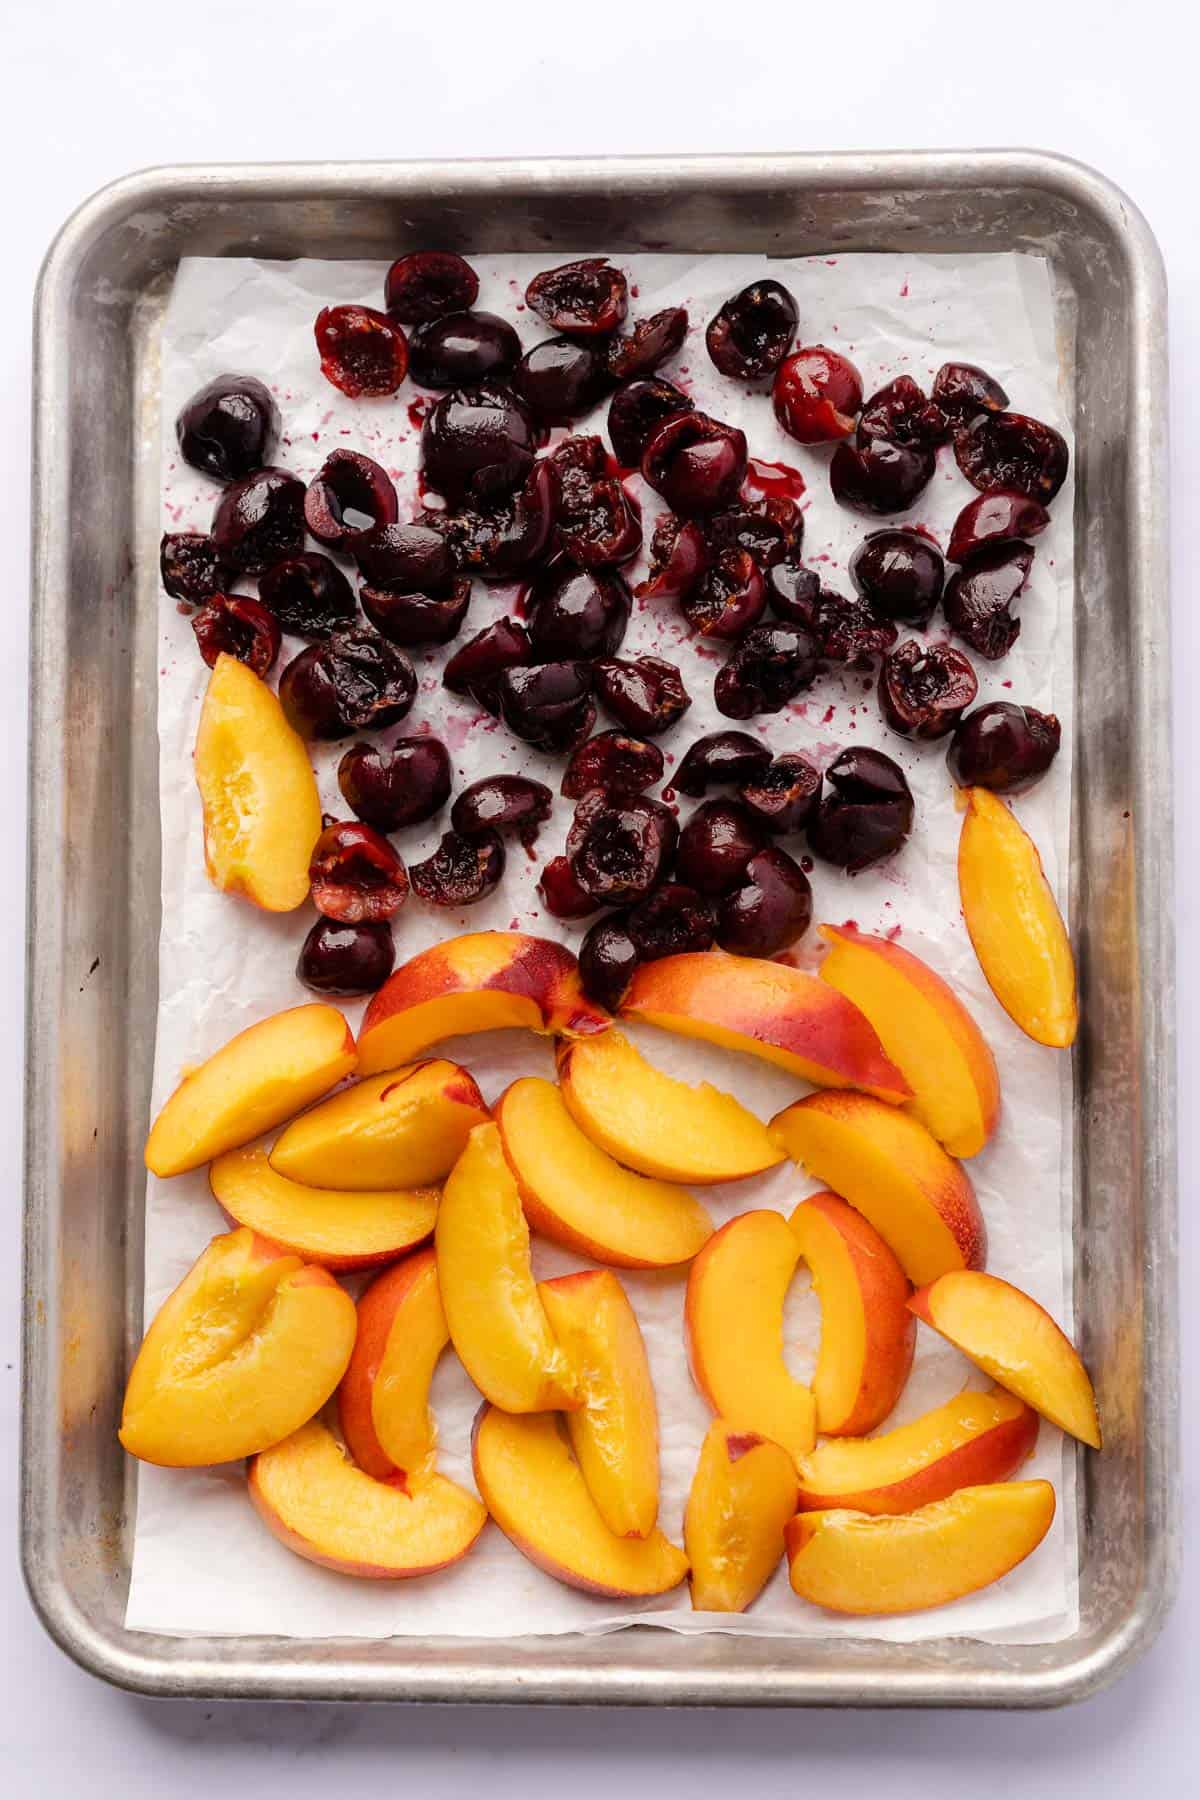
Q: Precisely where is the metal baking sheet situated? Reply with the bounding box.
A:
[21,152,1177,1706]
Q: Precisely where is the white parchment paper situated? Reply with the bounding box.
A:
[127,249,1078,1643]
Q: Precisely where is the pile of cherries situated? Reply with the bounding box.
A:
[161,250,1066,1008]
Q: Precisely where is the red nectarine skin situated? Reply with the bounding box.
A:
[360,932,609,1045]
[339,1251,440,1482]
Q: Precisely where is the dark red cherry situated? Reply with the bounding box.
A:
[943,543,1034,659]
[385,252,479,324]
[626,882,715,959]
[857,376,948,449]
[528,563,631,661]
[260,553,357,637]
[948,490,1051,564]
[360,577,472,645]
[428,460,556,578]
[681,549,766,639]
[579,919,640,1011]
[309,820,408,923]
[526,259,628,337]
[552,436,642,567]
[421,382,536,503]
[713,624,818,719]
[954,411,1069,503]
[538,855,598,920]
[513,337,610,420]
[338,737,452,831]
[562,730,664,799]
[191,594,281,676]
[160,532,230,605]
[409,311,521,389]
[830,438,936,515]
[211,467,305,574]
[304,450,398,551]
[879,640,978,739]
[675,798,766,896]
[675,731,771,798]
[635,514,709,603]
[297,919,394,995]
[451,775,553,843]
[567,792,678,905]
[705,496,802,570]
[176,375,278,482]
[808,748,914,872]
[315,304,408,397]
[410,829,505,906]
[849,529,945,626]
[642,412,748,514]
[497,661,595,751]
[607,378,693,469]
[947,702,1062,794]
[593,656,691,736]
[443,616,531,712]
[279,628,417,739]
[606,308,689,381]
[932,362,1008,421]
[773,347,862,443]
[765,559,821,624]
[707,281,799,382]
[352,523,456,593]
[738,753,821,833]
[811,589,898,663]
[717,846,813,957]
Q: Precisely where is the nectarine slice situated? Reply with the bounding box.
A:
[119,1228,356,1467]
[685,1422,797,1612]
[210,1148,436,1272]
[785,1480,1056,1614]
[269,1060,489,1190]
[685,1211,817,1462]
[194,652,322,912]
[789,1192,914,1437]
[338,1250,449,1483]
[249,1420,486,1578]
[909,1271,1101,1448]
[144,1003,356,1178]
[437,1123,578,1412]
[958,786,1077,1048]
[558,1028,783,1184]
[818,924,1000,1158]
[621,951,910,1101]
[472,1407,688,1598]
[795,1385,1039,1514]
[495,1077,712,1269]
[770,1092,986,1285]
[539,1270,660,1539]
[357,931,609,1074]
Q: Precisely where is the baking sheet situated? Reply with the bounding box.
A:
[127,248,1077,1643]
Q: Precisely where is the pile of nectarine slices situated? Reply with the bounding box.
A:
[130,922,1099,1615]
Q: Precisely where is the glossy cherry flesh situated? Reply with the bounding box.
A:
[385,252,478,323]
[607,378,693,469]
[808,748,914,872]
[954,411,1069,503]
[773,346,862,443]
[636,514,709,603]
[713,624,818,719]
[513,338,610,420]
[674,731,771,798]
[562,730,664,799]
[527,563,631,660]
[315,305,408,398]
[309,820,409,923]
[443,617,531,712]
[932,362,1008,421]
[578,919,640,1011]
[191,594,281,676]
[641,412,748,514]
[298,920,395,995]
[409,311,521,388]
[279,628,417,739]
[353,522,456,593]
[526,259,628,337]
[567,792,678,905]
[593,656,691,736]
[948,490,1051,564]
[738,753,822,832]
[857,376,947,449]
[682,549,767,638]
[675,798,765,895]
[410,830,505,906]
[552,435,642,567]
[451,776,553,844]
[338,737,452,831]
[947,701,1062,794]
[829,437,935,515]
[717,846,813,957]
[497,661,596,751]
[360,577,472,645]
[849,529,945,626]
[943,544,1034,659]
[429,460,556,578]
[176,375,279,482]
[879,640,978,739]
[606,308,689,381]
[211,467,306,575]
[421,383,536,503]
[538,855,598,920]
[706,281,799,381]
[260,553,357,637]
[304,451,398,551]
[160,532,230,605]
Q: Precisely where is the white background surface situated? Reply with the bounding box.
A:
[1,0,1193,1791]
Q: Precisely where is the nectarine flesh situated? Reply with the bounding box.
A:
[269,1060,489,1190]
[210,1148,436,1272]
[338,1249,449,1483]
[685,1421,797,1612]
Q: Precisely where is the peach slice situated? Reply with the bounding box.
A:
[249,1420,486,1578]
[119,1227,356,1467]
[472,1407,688,1598]
[539,1270,660,1539]
[621,951,910,1102]
[684,1422,798,1612]
[909,1271,1101,1448]
[338,1250,448,1482]
[958,785,1077,1048]
[269,1060,490,1190]
[144,1003,356,1179]
[789,1192,915,1437]
[436,1123,578,1412]
[770,1092,986,1285]
[357,931,610,1075]
[785,1480,1056,1614]
[210,1148,436,1272]
[194,652,322,912]
[558,1028,782,1184]
[794,1385,1039,1515]
[685,1211,817,1462]
[818,924,1000,1157]
[495,1077,713,1269]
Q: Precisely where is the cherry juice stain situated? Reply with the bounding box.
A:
[743,457,806,503]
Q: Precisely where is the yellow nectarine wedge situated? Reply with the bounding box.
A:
[119,1228,356,1466]
[685,1211,817,1463]
[472,1407,688,1598]
[437,1124,577,1412]
[539,1270,660,1539]
[818,924,1000,1157]
[145,1003,356,1178]
[909,1271,1101,1448]
[269,1060,490,1190]
[958,786,1078,1048]
[210,1148,436,1272]
[770,1092,986,1285]
[789,1191,915,1437]
[194,653,322,912]
[495,1077,712,1269]
[685,1421,797,1612]
[558,1028,782,1184]
[357,931,609,1074]
[622,951,910,1101]
[794,1385,1039,1515]
[249,1420,486,1578]
[338,1250,449,1482]
[785,1480,1056,1614]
